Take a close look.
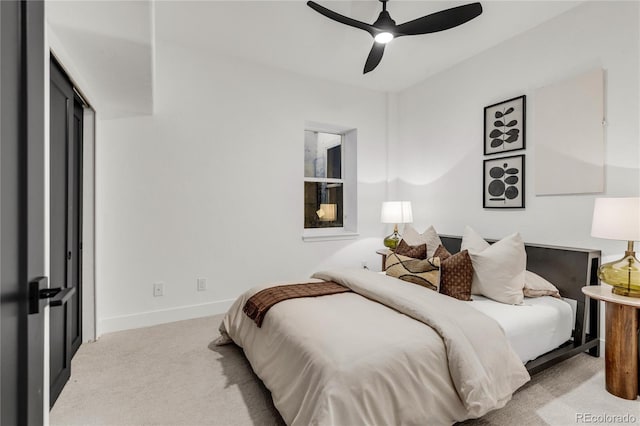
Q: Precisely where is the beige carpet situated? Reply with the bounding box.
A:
[50,315,639,426]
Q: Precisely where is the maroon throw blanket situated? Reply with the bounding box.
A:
[243,281,352,327]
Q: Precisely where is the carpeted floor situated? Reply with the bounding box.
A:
[50,315,638,426]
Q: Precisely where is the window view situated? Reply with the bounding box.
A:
[304,130,343,229]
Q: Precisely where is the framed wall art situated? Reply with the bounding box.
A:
[484,95,526,155]
[483,154,525,209]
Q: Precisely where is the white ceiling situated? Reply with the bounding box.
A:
[46,0,583,117]
[46,0,154,118]
[157,1,582,92]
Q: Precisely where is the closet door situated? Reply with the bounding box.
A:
[49,59,76,407]
[70,98,84,356]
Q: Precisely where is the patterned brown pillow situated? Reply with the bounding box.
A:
[385,253,440,292]
[433,244,452,261]
[439,250,473,301]
[395,239,427,260]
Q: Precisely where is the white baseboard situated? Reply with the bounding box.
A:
[98,299,235,337]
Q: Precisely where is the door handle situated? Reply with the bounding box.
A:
[28,276,76,314]
[39,287,75,307]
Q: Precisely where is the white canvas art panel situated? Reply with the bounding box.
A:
[534,68,604,195]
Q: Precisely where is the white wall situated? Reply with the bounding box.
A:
[389,1,639,258]
[95,1,639,336]
[95,38,389,334]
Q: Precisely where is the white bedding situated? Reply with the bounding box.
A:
[466,295,573,363]
[219,269,530,425]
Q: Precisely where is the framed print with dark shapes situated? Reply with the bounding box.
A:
[483,154,525,209]
[484,95,526,155]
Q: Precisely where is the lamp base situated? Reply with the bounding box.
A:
[383,230,401,250]
[599,248,640,298]
[611,287,640,298]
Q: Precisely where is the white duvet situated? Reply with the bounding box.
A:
[218,269,530,425]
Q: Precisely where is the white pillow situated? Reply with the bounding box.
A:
[461,226,526,305]
[524,270,561,298]
[402,225,442,259]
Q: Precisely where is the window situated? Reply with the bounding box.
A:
[304,131,344,229]
[303,123,358,241]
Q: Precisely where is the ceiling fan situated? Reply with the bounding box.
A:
[307,0,483,74]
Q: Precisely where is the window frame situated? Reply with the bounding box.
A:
[302,122,358,242]
[304,131,345,231]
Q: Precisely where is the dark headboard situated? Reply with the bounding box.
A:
[439,234,601,371]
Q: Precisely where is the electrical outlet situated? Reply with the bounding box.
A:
[153,282,164,297]
[197,278,207,291]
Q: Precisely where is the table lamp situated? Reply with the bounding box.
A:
[381,201,413,250]
[591,197,640,297]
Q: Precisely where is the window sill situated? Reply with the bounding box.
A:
[302,230,359,242]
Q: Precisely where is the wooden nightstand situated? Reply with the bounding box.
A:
[376,248,391,271]
[582,285,640,400]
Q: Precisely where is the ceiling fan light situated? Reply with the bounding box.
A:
[374,32,394,44]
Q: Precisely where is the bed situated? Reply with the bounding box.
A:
[439,235,601,374]
[467,294,573,363]
[217,236,601,425]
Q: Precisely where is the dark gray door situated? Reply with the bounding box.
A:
[49,58,79,407]
[71,98,84,356]
[1,0,46,424]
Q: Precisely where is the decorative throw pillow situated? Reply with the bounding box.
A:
[402,225,442,259]
[433,244,452,261]
[461,226,526,305]
[385,253,440,292]
[433,245,473,301]
[395,239,427,259]
[460,226,491,254]
[524,270,561,298]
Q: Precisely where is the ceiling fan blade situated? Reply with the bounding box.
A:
[363,42,385,74]
[396,2,482,36]
[307,1,375,36]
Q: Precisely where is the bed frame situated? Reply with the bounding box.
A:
[440,235,601,374]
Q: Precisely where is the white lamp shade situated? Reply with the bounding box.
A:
[591,197,640,241]
[381,201,413,224]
